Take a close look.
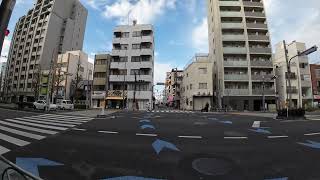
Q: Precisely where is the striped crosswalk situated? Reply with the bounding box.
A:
[151,110,195,114]
[0,114,93,155]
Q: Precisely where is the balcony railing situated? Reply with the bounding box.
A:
[287,88,298,94]
[243,1,263,7]
[252,89,275,95]
[250,60,272,67]
[249,47,272,54]
[245,12,266,18]
[107,90,127,98]
[301,80,311,87]
[224,89,249,96]
[248,35,270,41]
[246,23,268,29]
[224,74,249,81]
[251,74,274,81]
[224,60,248,67]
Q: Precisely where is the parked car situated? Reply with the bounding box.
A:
[33,100,57,111]
[57,100,74,110]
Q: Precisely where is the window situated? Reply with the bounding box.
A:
[121,44,128,50]
[199,68,207,74]
[132,44,140,49]
[190,84,192,90]
[122,32,129,38]
[132,31,141,37]
[199,83,208,89]
[130,69,140,75]
[131,56,141,62]
[94,72,106,78]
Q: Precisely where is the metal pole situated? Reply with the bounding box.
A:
[262,76,265,112]
[0,0,16,56]
[133,72,136,110]
[283,40,292,109]
[46,49,56,111]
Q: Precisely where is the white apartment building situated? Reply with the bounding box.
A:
[165,69,183,109]
[109,22,154,110]
[207,0,276,111]
[181,54,214,111]
[55,50,93,102]
[0,62,7,98]
[274,41,313,109]
[4,0,87,102]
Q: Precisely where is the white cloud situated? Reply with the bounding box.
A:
[154,61,173,84]
[0,38,10,63]
[102,0,177,24]
[192,17,208,52]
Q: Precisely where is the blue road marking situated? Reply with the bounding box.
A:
[16,158,63,177]
[102,176,165,180]
[152,139,180,155]
[298,140,320,149]
[249,128,271,134]
[141,124,155,130]
[264,177,288,180]
[219,121,233,124]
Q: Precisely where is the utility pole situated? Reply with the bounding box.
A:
[46,49,56,111]
[133,72,137,111]
[283,40,292,109]
[262,76,266,112]
[0,0,16,56]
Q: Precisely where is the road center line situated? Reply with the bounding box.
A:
[224,136,248,139]
[136,133,158,137]
[268,135,289,139]
[304,132,320,136]
[72,128,86,131]
[178,136,202,139]
[98,131,119,134]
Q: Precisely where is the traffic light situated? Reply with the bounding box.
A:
[5,29,10,36]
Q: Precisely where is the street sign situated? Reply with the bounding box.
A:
[299,46,318,56]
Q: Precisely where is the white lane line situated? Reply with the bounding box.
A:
[252,121,261,128]
[0,125,45,140]
[136,133,158,137]
[178,136,202,139]
[98,131,119,134]
[4,119,68,131]
[267,135,289,139]
[18,117,82,125]
[37,114,92,120]
[224,136,248,139]
[34,115,91,122]
[0,121,57,135]
[72,128,86,131]
[29,116,88,123]
[0,145,10,155]
[0,132,30,146]
[15,118,75,128]
[304,132,320,136]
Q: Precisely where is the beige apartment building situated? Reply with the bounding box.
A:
[165,69,183,108]
[54,50,93,102]
[181,54,214,111]
[274,41,313,109]
[207,0,276,111]
[92,53,111,109]
[110,22,154,110]
[4,0,87,102]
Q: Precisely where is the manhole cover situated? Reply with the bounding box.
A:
[192,158,233,176]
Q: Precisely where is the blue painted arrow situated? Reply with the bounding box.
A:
[141,124,155,130]
[219,121,233,124]
[140,120,151,123]
[298,140,320,149]
[101,176,165,180]
[264,177,288,180]
[16,158,63,177]
[249,128,271,134]
[152,139,180,155]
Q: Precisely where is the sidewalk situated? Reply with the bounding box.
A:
[0,103,17,110]
[229,111,277,118]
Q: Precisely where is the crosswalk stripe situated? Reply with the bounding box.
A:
[37,114,92,120]
[14,118,75,128]
[0,121,57,135]
[0,145,10,155]
[18,117,82,125]
[35,116,91,122]
[0,125,45,140]
[0,132,29,146]
[4,119,68,131]
[27,116,88,123]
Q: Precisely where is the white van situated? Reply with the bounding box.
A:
[57,100,74,110]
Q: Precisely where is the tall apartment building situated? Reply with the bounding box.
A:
[109,22,154,110]
[207,0,276,111]
[274,41,313,109]
[4,0,87,102]
[310,64,320,106]
[181,54,214,111]
[92,53,111,109]
[0,62,7,99]
[165,69,183,108]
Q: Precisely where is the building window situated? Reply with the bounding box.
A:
[122,32,129,38]
[190,84,192,90]
[94,72,106,78]
[199,68,207,74]
[132,31,141,37]
[199,83,208,89]
[315,69,320,78]
[131,56,141,62]
[132,44,140,49]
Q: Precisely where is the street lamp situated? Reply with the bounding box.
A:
[284,40,318,109]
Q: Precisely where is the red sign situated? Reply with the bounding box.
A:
[5,30,10,36]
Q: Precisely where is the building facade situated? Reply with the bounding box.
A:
[274,41,313,109]
[165,69,183,109]
[4,0,87,102]
[181,54,214,111]
[207,0,276,111]
[55,50,93,102]
[0,62,7,100]
[92,53,111,109]
[109,22,154,110]
[310,64,320,106]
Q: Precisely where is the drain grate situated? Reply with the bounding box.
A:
[192,158,233,176]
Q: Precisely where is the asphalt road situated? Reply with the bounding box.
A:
[1,108,320,180]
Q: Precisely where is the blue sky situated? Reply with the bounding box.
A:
[1,0,320,84]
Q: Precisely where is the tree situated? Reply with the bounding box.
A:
[31,65,41,101]
[53,63,65,103]
[72,59,83,103]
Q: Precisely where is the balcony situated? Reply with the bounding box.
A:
[243,1,264,7]
[92,91,106,99]
[93,78,106,86]
[301,80,311,87]
[127,91,152,99]
[222,34,245,41]
[248,35,270,41]
[220,11,242,18]
[245,12,266,18]
[249,47,272,54]
[223,47,247,54]
[300,68,309,75]
[252,89,275,95]
[246,23,268,29]
[224,89,249,96]
[224,60,248,67]
[251,74,274,81]
[109,75,152,82]
[219,1,241,6]
[287,88,298,94]
[94,65,108,72]
[250,60,273,67]
[224,74,249,81]
[107,90,127,99]
[221,23,244,29]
